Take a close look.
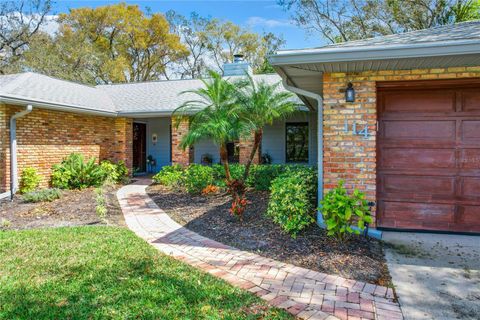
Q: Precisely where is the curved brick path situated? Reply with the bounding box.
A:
[117,178,403,320]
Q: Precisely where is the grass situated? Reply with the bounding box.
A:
[0,226,292,320]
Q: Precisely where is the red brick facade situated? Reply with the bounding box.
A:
[238,133,260,164]
[171,117,193,165]
[322,66,480,224]
[0,104,133,192]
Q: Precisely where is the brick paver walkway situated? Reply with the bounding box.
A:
[117,178,403,320]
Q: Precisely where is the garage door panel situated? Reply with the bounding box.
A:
[377,80,480,233]
[384,120,455,140]
[460,149,480,169]
[456,206,480,230]
[382,90,455,113]
[462,90,480,111]
[380,201,455,229]
[382,175,455,196]
[461,177,480,198]
[462,120,480,141]
[381,148,456,169]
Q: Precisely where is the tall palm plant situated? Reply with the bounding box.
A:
[238,75,298,180]
[173,70,251,182]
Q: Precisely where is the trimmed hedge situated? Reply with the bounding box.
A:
[184,164,214,194]
[152,165,184,189]
[266,167,317,238]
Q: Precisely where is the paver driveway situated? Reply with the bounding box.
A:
[117,178,403,320]
[384,232,480,320]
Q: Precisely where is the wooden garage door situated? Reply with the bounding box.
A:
[377,79,480,233]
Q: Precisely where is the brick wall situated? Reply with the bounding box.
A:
[0,105,133,192]
[322,66,480,225]
[238,132,260,164]
[171,117,193,165]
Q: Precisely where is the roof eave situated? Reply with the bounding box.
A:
[269,40,480,66]
[0,95,118,117]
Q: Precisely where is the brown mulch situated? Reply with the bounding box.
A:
[147,184,391,286]
[0,184,125,230]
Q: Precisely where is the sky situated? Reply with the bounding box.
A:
[49,0,326,50]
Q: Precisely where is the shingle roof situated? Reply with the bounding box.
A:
[0,72,293,115]
[275,20,480,55]
[97,74,287,114]
[0,72,116,113]
[328,20,480,48]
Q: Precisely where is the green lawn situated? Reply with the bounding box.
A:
[0,226,292,320]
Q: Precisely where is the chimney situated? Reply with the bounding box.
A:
[223,54,252,77]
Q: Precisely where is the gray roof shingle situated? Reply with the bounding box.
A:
[0,72,293,115]
[277,20,480,54]
[0,72,116,113]
[328,20,480,48]
[97,74,287,114]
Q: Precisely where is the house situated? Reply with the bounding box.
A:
[2,20,479,235]
[0,57,317,197]
[269,20,480,235]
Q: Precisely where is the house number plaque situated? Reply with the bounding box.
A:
[344,119,370,139]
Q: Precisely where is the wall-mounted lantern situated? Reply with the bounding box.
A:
[345,82,355,102]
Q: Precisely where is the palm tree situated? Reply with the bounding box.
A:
[173,70,251,182]
[238,75,298,180]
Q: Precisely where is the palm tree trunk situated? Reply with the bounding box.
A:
[219,144,232,182]
[243,129,262,181]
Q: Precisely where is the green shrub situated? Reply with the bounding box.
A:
[184,164,214,194]
[211,164,245,187]
[23,188,62,203]
[100,160,129,183]
[248,165,286,190]
[320,181,373,241]
[152,165,184,189]
[266,167,317,237]
[51,153,106,190]
[19,167,41,194]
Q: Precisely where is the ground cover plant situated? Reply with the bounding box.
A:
[22,188,62,203]
[0,227,292,320]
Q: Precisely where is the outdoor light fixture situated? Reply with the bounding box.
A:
[345,82,355,102]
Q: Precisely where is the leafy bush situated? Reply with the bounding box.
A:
[211,164,245,187]
[184,164,214,194]
[320,181,373,241]
[248,165,285,191]
[19,167,41,194]
[266,167,317,237]
[23,188,62,203]
[51,153,106,189]
[152,165,184,189]
[100,160,129,183]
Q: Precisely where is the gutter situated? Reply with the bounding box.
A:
[10,105,33,199]
[0,95,117,117]
[278,71,325,225]
[269,40,480,65]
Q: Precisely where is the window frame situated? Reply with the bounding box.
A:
[285,122,309,164]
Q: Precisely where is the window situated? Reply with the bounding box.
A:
[286,122,308,163]
[226,141,239,163]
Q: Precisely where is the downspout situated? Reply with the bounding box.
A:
[10,105,33,199]
[281,79,326,226]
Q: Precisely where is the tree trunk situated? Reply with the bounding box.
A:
[243,129,262,181]
[219,144,232,181]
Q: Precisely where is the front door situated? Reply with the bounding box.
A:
[133,122,147,173]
